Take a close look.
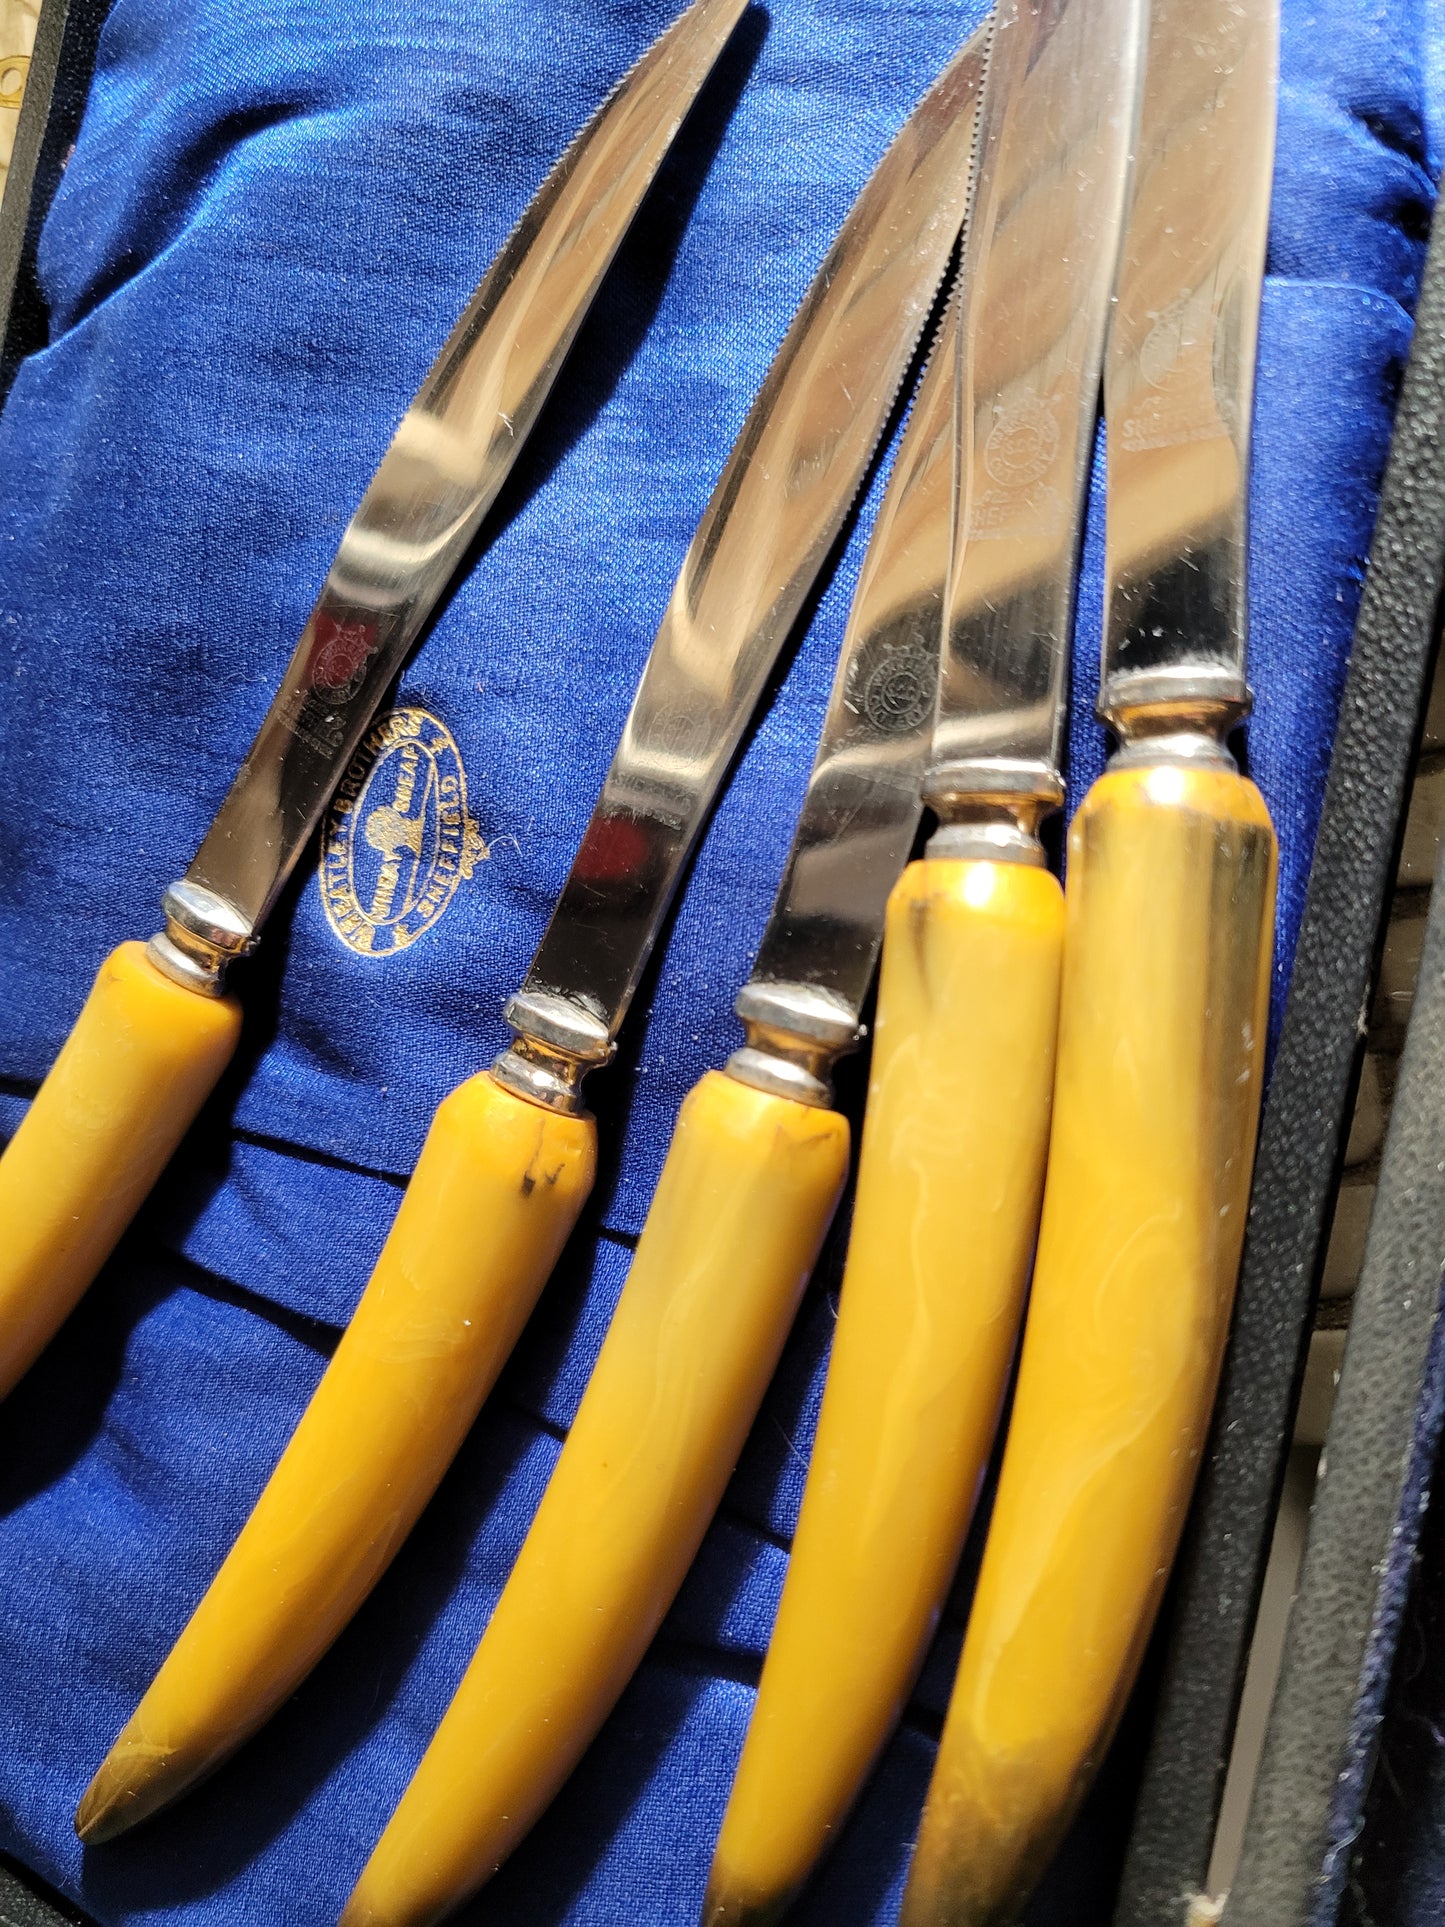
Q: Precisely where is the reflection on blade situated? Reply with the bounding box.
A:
[184,0,750,936]
[928,0,1141,809]
[745,295,959,1018]
[514,27,989,1050]
[1101,0,1278,723]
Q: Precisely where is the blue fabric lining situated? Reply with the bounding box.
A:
[0,0,1438,1921]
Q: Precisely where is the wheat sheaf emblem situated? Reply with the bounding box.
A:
[318,706,490,957]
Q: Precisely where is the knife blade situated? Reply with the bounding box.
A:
[901,0,1278,1920]
[0,0,750,1407]
[705,0,1140,1913]
[76,23,988,1856]
[333,44,991,1927]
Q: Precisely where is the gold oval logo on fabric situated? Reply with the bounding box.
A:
[319,707,488,957]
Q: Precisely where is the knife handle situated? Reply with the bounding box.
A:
[339,1070,850,1927]
[704,857,1063,1926]
[900,763,1276,1927]
[0,941,242,1399]
[75,1070,595,1846]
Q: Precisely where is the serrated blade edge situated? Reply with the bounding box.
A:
[519,21,990,1040]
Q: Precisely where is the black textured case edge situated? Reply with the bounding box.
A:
[0,0,111,404]
[0,1855,90,1927]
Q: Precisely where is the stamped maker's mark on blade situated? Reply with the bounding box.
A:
[319,707,488,956]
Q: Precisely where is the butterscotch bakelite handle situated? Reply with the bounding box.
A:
[703,859,1063,1927]
[338,1070,850,1927]
[75,1071,596,1846]
[900,764,1277,1927]
[0,941,242,1400]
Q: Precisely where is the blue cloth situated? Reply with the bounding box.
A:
[0,0,1437,1922]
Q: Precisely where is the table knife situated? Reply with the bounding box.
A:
[0,0,749,1404]
[76,25,988,1853]
[337,243,964,1927]
[900,0,1279,1920]
[333,63,992,1927]
[703,0,1142,1912]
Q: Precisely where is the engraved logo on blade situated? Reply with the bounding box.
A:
[1121,288,1230,453]
[983,393,1060,491]
[968,392,1066,540]
[1139,292,1193,390]
[859,642,934,734]
[319,707,488,957]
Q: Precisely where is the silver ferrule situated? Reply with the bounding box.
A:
[491,988,614,1117]
[146,880,256,997]
[921,760,1059,867]
[926,809,1049,865]
[1108,726,1239,773]
[1099,664,1251,746]
[1103,669,1248,775]
[725,980,861,1109]
[922,756,1067,819]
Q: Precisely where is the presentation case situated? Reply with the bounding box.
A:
[0,2,1441,1923]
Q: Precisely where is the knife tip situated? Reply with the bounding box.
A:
[73,1736,186,1846]
[698,1876,790,1927]
[73,1765,132,1846]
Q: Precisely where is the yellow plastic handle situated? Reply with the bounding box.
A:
[0,941,242,1400]
[704,859,1064,1925]
[900,764,1277,1927]
[75,1070,596,1845]
[339,1070,850,1927]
